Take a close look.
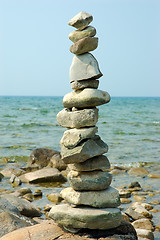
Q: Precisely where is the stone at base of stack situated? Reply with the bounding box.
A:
[49,11,122,232]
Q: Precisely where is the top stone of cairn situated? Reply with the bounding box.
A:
[68,11,93,30]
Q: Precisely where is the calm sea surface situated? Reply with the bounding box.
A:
[0,96,159,167]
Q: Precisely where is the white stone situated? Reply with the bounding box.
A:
[68,11,93,30]
[63,88,110,109]
[70,53,102,82]
[60,187,120,208]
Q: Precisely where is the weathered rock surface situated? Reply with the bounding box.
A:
[135,229,154,240]
[128,167,149,176]
[49,204,121,230]
[132,218,154,231]
[0,220,138,240]
[68,170,112,191]
[48,153,67,170]
[27,148,59,169]
[60,126,98,148]
[69,26,96,43]
[68,155,110,172]
[125,206,152,220]
[131,202,153,211]
[1,166,25,177]
[0,194,41,217]
[20,168,66,184]
[70,53,102,82]
[61,136,108,164]
[68,11,93,30]
[60,187,120,208]
[0,211,37,238]
[57,107,98,129]
[63,88,110,109]
[71,79,99,90]
[70,37,98,55]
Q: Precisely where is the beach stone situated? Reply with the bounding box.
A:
[60,127,98,148]
[135,229,154,240]
[148,173,160,178]
[1,166,25,177]
[131,202,153,211]
[68,155,110,172]
[70,53,102,82]
[133,195,146,202]
[48,153,67,170]
[22,193,34,202]
[61,136,108,164]
[128,167,149,176]
[71,79,99,90]
[27,148,59,169]
[110,169,126,175]
[133,206,152,219]
[57,107,98,129]
[128,181,141,188]
[70,37,98,55]
[120,198,132,204]
[125,207,145,220]
[0,211,36,238]
[68,170,112,191]
[132,218,154,231]
[11,188,32,197]
[20,168,66,184]
[49,204,121,230]
[0,194,41,217]
[63,88,110,109]
[68,11,93,30]
[118,190,131,198]
[69,26,96,43]
[60,186,120,208]
[33,189,42,197]
[47,193,63,204]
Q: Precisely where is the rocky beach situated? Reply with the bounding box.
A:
[0,11,160,240]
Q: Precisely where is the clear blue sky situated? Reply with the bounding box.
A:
[0,0,160,97]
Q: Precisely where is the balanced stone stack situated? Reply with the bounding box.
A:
[49,11,122,232]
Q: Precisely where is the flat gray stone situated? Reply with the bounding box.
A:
[70,53,102,82]
[60,127,98,148]
[68,11,93,30]
[71,79,99,90]
[69,26,96,43]
[60,187,120,208]
[57,108,98,129]
[61,136,108,164]
[68,170,112,191]
[20,168,66,184]
[49,204,122,230]
[68,155,110,172]
[63,88,110,109]
[70,37,98,55]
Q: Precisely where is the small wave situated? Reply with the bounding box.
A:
[142,138,160,142]
[18,108,38,111]
[21,123,56,128]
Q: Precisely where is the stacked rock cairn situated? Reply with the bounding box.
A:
[49,11,122,232]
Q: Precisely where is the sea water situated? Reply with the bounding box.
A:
[0,96,160,167]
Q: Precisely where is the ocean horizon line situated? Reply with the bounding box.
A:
[0,95,160,98]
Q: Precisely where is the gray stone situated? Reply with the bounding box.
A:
[69,26,96,43]
[57,107,98,129]
[70,37,98,55]
[60,186,120,208]
[63,88,110,109]
[1,167,25,177]
[20,168,66,184]
[60,127,98,148]
[49,204,121,230]
[68,11,93,30]
[68,155,110,172]
[48,153,67,171]
[70,53,102,82]
[71,79,99,90]
[68,170,112,191]
[135,229,154,240]
[61,136,108,164]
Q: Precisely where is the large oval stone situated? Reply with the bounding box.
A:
[68,170,112,191]
[70,37,98,55]
[68,155,110,172]
[61,136,108,164]
[56,108,98,129]
[49,204,122,230]
[60,187,121,208]
[63,88,110,109]
[71,79,99,90]
[69,26,96,43]
[68,11,93,30]
[70,53,102,82]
